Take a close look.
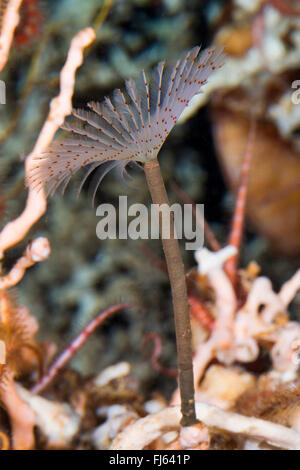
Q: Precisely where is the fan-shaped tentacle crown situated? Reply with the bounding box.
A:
[29,46,224,196]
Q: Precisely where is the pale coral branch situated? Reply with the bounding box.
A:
[279,269,300,308]
[0,340,5,364]
[110,402,300,450]
[0,0,23,72]
[194,247,237,378]
[0,237,50,289]
[0,189,47,260]
[0,371,35,450]
[179,423,210,450]
[17,384,80,449]
[27,26,96,173]
[191,265,236,386]
[0,27,96,259]
[94,362,131,388]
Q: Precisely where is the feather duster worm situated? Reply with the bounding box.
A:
[29,45,224,426]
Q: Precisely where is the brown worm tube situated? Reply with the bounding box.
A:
[144,158,197,426]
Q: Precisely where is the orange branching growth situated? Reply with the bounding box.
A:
[0,430,9,450]
[0,290,40,384]
[0,291,41,449]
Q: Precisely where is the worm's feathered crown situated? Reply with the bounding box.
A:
[30,46,224,196]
